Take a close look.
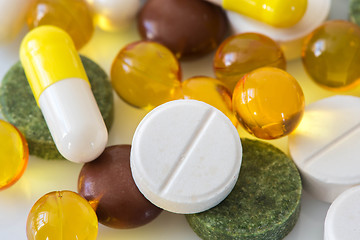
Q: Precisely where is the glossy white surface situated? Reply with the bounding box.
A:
[0,0,356,239]
[39,78,108,163]
[0,0,33,42]
[289,96,360,203]
[131,100,242,214]
[324,186,360,240]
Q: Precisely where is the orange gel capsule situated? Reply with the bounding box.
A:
[27,191,98,240]
[233,67,305,139]
[111,41,182,111]
[182,76,237,126]
[214,33,286,91]
[27,0,94,49]
[0,120,28,190]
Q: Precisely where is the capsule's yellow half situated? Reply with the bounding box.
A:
[223,0,308,28]
[20,25,89,104]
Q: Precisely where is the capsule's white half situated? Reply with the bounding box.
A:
[39,78,108,163]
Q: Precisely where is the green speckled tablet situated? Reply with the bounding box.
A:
[0,55,114,160]
[350,0,360,25]
[186,139,302,240]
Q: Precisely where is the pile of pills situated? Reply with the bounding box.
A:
[1,0,360,239]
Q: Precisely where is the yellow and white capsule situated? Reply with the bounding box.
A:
[20,26,108,163]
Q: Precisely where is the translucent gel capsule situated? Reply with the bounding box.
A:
[111,41,182,110]
[214,33,286,91]
[302,20,360,90]
[182,76,238,126]
[222,0,308,28]
[0,120,28,190]
[233,67,305,140]
[27,191,98,240]
[86,0,141,31]
[27,0,94,49]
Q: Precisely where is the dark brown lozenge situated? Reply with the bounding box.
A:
[137,0,229,59]
[78,145,162,229]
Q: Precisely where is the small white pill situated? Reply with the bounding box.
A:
[130,100,242,214]
[226,0,331,60]
[324,185,360,240]
[289,95,360,203]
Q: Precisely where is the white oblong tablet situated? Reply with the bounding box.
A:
[324,186,360,240]
[289,95,360,203]
[227,0,331,60]
[130,100,242,214]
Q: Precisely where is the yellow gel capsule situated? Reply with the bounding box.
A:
[302,20,360,90]
[27,0,94,50]
[233,67,305,139]
[0,120,28,190]
[111,41,182,111]
[27,191,98,240]
[182,76,238,126]
[222,0,308,28]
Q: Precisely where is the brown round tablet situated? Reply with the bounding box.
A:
[137,0,229,59]
[78,145,162,229]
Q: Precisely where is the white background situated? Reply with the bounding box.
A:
[0,0,357,239]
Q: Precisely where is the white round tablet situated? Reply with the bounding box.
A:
[227,0,331,60]
[130,100,242,214]
[324,185,360,240]
[289,95,360,203]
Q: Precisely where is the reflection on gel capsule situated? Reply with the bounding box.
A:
[20,26,108,163]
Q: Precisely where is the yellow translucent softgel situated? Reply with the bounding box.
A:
[0,120,28,190]
[27,0,94,49]
[223,0,307,28]
[111,41,182,111]
[233,67,305,139]
[26,191,98,240]
[182,76,238,126]
[302,20,360,91]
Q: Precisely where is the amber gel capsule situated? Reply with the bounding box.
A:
[213,32,286,91]
[27,0,94,49]
[206,0,307,28]
[20,26,108,163]
[233,67,305,139]
[111,41,182,110]
[0,120,28,190]
[302,20,360,90]
[27,191,98,240]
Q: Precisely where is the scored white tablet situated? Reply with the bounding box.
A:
[289,95,360,203]
[130,100,242,214]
